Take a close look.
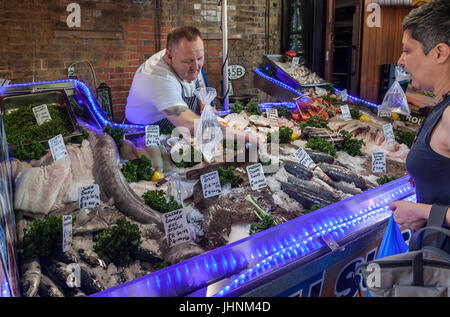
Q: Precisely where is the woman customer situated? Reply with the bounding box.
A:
[389,0,450,248]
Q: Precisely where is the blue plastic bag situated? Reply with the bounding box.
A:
[365,214,408,297]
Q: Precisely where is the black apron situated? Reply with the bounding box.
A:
[154,79,200,132]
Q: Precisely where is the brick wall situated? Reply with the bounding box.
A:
[1,0,282,122]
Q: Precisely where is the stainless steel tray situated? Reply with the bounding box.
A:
[263,54,327,87]
[0,90,82,146]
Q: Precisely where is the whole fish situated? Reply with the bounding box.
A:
[87,127,164,227]
[318,162,368,190]
[281,159,314,180]
[304,149,335,164]
[287,176,340,203]
[280,181,333,209]
[20,257,41,297]
[82,123,205,262]
[39,274,65,297]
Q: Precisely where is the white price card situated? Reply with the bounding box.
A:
[315,87,327,96]
[246,163,267,191]
[200,171,222,198]
[290,57,300,73]
[48,134,68,161]
[340,104,352,121]
[294,147,316,169]
[32,104,52,125]
[62,215,72,253]
[162,208,192,248]
[78,184,100,209]
[266,108,278,120]
[372,152,386,173]
[382,123,395,144]
[340,89,348,102]
[378,110,392,118]
[145,125,160,147]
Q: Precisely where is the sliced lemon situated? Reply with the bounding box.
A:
[151,171,164,182]
[359,115,371,122]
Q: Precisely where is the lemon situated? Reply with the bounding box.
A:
[291,133,300,141]
[359,115,371,122]
[151,171,164,182]
[391,113,400,120]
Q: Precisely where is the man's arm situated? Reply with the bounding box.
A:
[163,105,199,135]
[162,105,262,147]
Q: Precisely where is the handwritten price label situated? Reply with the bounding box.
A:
[294,147,316,169]
[62,215,72,253]
[145,125,160,147]
[32,104,52,125]
[340,104,352,121]
[78,184,100,209]
[382,123,395,144]
[372,152,386,173]
[162,209,191,248]
[246,163,267,191]
[48,134,68,161]
[200,171,222,198]
[266,108,278,120]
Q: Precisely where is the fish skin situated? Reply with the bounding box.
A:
[87,128,164,227]
[83,124,205,262]
[305,149,335,164]
[38,274,65,297]
[287,176,340,203]
[20,258,41,297]
[163,241,206,265]
[318,162,368,190]
[281,160,314,180]
[280,181,333,209]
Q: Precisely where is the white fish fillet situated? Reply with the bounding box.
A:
[14,156,72,214]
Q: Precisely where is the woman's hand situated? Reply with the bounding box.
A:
[389,200,430,230]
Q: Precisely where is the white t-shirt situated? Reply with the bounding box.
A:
[125,49,201,125]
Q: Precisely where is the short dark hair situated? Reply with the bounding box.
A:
[166,26,202,50]
[402,0,450,55]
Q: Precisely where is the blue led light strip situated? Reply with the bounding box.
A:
[254,67,304,97]
[213,185,416,297]
[254,67,379,110]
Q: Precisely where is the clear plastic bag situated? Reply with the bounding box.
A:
[379,66,411,116]
[194,87,223,162]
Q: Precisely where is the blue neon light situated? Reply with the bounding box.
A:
[254,67,379,110]
[213,183,416,297]
[254,68,303,97]
[88,176,414,297]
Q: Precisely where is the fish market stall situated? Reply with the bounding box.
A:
[0,78,416,297]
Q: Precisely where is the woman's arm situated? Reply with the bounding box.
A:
[389,200,450,230]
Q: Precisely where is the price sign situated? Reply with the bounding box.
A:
[78,184,100,209]
[266,108,278,120]
[290,57,300,73]
[32,104,52,125]
[246,163,267,191]
[62,215,72,253]
[382,123,395,144]
[378,110,392,118]
[145,125,160,147]
[315,87,327,96]
[48,134,68,161]
[294,147,316,169]
[340,104,352,121]
[162,208,192,248]
[200,171,222,198]
[341,89,348,102]
[372,152,386,173]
